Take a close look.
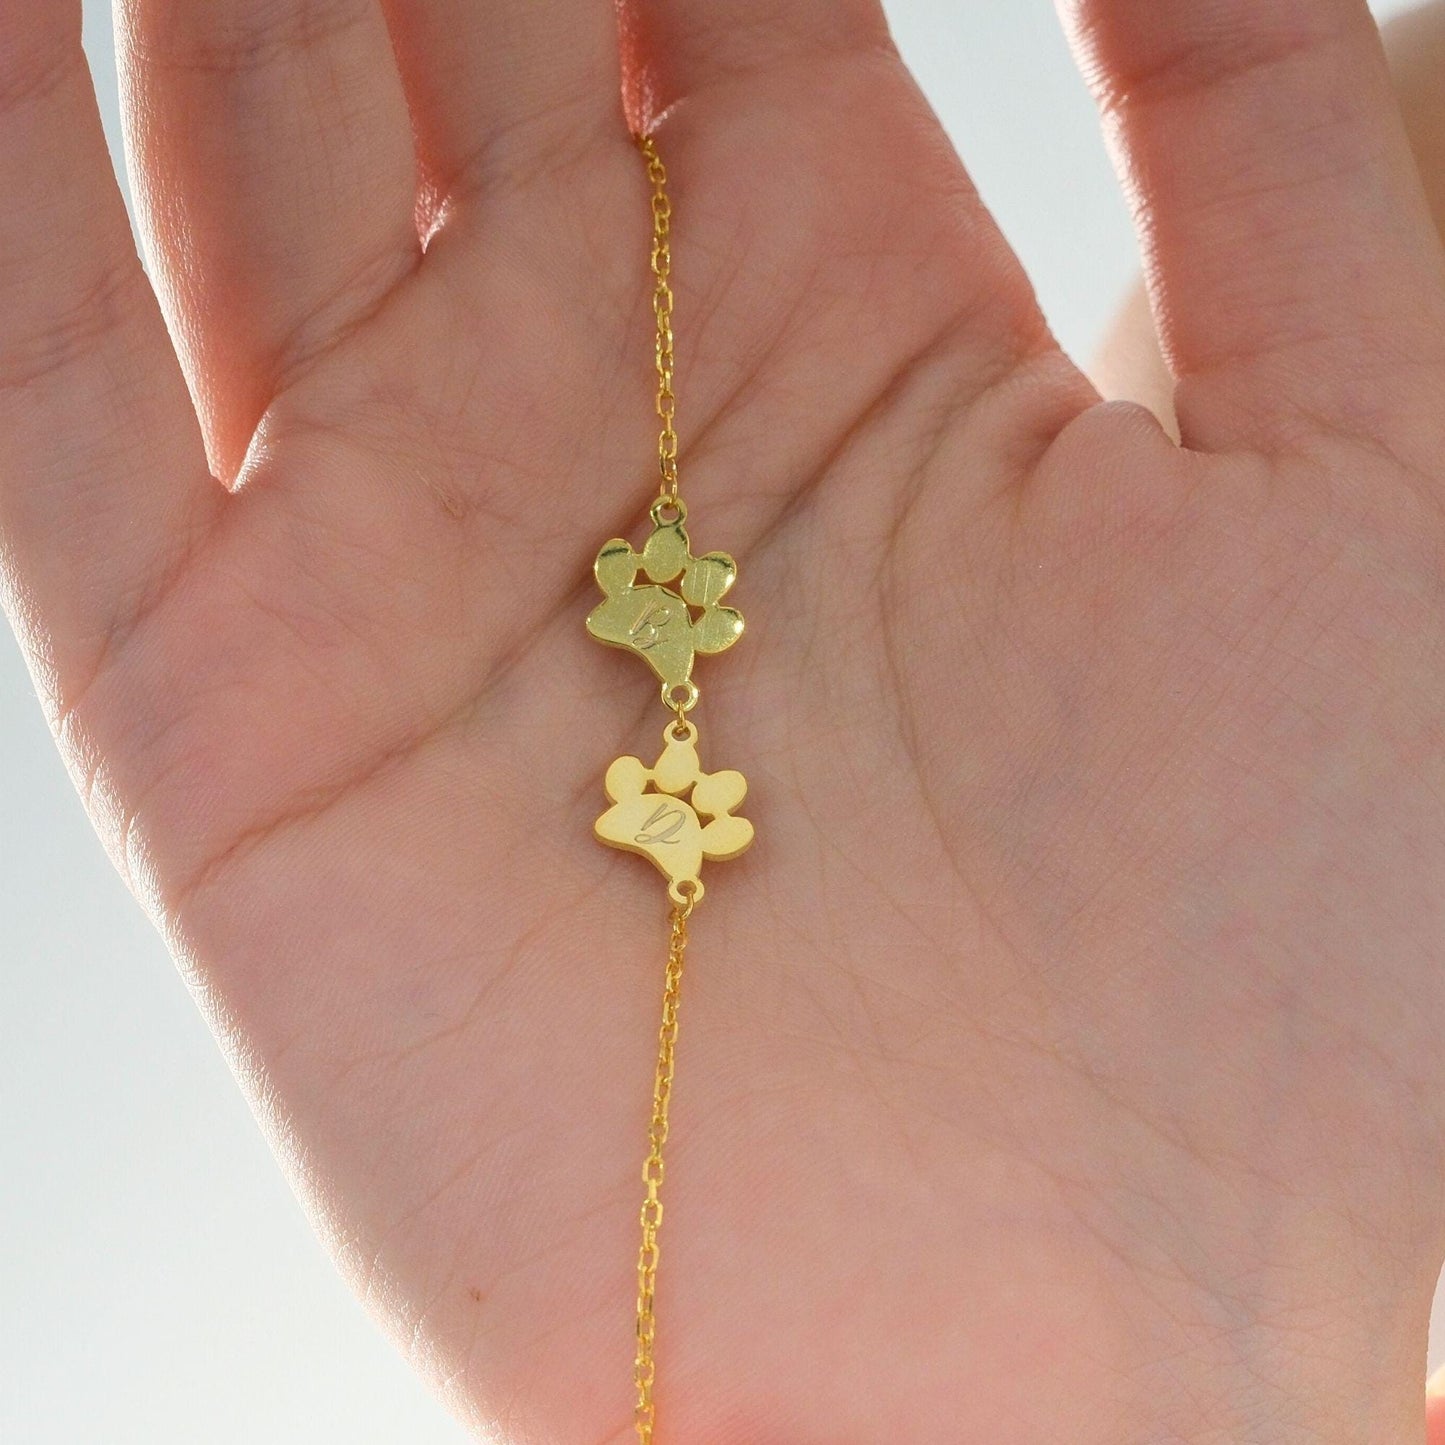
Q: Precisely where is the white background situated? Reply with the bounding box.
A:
[1,1,1434,1440]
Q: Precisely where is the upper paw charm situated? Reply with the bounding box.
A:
[586,497,744,700]
[594,720,753,904]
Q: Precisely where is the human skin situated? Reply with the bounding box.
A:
[4,1,1445,1441]
[1096,4,1445,1434]
[1095,1,1445,429]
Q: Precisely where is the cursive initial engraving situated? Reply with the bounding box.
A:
[635,801,686,846]
[630,604,673,652]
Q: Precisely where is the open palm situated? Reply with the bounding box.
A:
[8,1,1445,1440]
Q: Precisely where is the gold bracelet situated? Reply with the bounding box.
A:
[585,132,754,1444]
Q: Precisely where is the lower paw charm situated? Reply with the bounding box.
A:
[594,720,753,904]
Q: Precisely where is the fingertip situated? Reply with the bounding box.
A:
[1426,1364,1445,1445]
[1089,280,1180,440]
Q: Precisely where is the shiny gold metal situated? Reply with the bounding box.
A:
[633,888,693,1443]
[586,497,744,703]
[596,720,754,906]
[588,133,754,1444]
[639,133,679,505]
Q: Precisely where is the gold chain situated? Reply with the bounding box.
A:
[634,886,695,1443]
[638,133,680,507]
[607,132,745,1445]
[635,133,686,1443]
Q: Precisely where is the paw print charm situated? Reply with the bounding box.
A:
[595,720,753,905]
[586,497,744,703]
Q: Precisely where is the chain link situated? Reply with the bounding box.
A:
[632,131,702,1444]
[637,133,680,507]
[634,886,695,1443]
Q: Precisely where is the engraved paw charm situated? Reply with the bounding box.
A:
[586,497,744,701]
[595,721,753,904]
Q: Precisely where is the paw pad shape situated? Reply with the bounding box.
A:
[594,721,753,904]
[586,498,744,695]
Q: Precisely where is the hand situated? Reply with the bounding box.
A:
[5,2,1445,1440]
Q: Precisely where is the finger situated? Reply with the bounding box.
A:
[620,0,890,130]
[1060,0,1445,446]
[1092,1,1445,438]
[1374,0,1445,240]
[378,0,624,214]
[0,6,216,697]
[1091,281,1178,436]
[117,0,419,479]
[1428,1364,1445,1445]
